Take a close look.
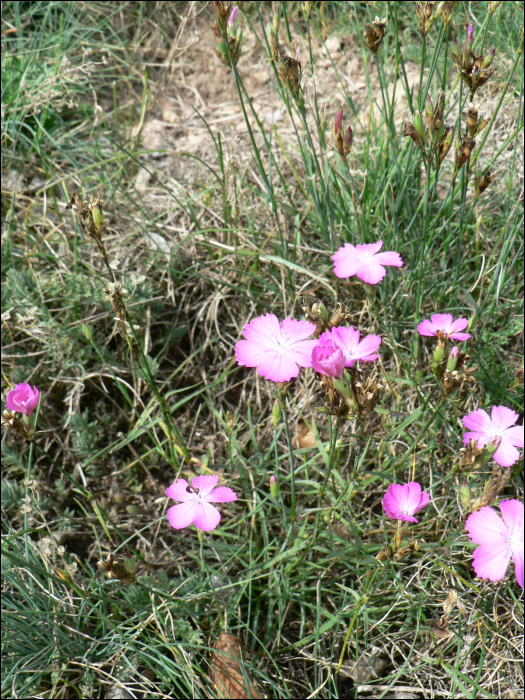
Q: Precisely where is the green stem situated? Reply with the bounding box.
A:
[393,396,447,471]
[278,388,296,523]
[284,416,341,576]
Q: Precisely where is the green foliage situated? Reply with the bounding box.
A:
[1,0,523,698]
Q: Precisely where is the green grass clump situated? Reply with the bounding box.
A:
[2,1,523,698]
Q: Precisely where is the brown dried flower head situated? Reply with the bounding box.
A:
[364,16,387,55]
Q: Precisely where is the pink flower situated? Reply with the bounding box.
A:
[465,499,523,588]
[235,313,317,383]
[311,337,346,377]
[228,5,238,26]
[5,383,40,415]
[166,475,237,532]
[331,240,403,284]
[417,313,471,341]
[318,326,381,368]
[462,406,524,467]
[382,482,430,523]
[449,346,459,359]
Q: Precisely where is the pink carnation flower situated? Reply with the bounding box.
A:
[318,326,381,368]
[465,499,524,588]
[382,482,430,523]
[5,383,40,415]
[462,405,524,468]
[417,313,471,341]
[166,475,237,532]
[311,336,346,377]
[331,240,403,284]
[235,313,317,383]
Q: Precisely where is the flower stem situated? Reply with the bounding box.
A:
[278,388,296,523]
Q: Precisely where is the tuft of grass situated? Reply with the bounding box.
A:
[2,1,523,698]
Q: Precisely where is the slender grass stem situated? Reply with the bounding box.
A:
[278,387,297,523]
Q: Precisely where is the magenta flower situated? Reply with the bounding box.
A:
[462,405,524,467]
[318,326,381,368]
[331,240,403,284]
[465,499,523,588]
[235,313,317,383]
[417,313,471,341]
[382,482,430,523]
[311,336,346,378]
[166,475,237,532]
[5,383,40,416]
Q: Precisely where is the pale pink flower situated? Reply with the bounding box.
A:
[417,313,471,341]
[331,240,403,284]
[5,383,40,415]
[166,475,237,532]
[449,346,459,359]
[318,326,381,368]
[311,336,346,377]
[235,313,317,383]
[228,5,238,26]
[382,482,430,523]
[462,406,524,467]
[465,499,523,588]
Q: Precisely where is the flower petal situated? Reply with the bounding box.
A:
[280,317,317,344]
[206,486,238,503]
[285,339,320,368]
[192,474,219,498]
[374,251,403,267]
[471,541,511,582]
[257,353,300,383]
[513,544,524,588]
[493,438,520,467]
[354,334,382,360]
[502,426,524,448]
[465,506,507,545]
[331,244,362,279]
[165,479,191,502]
[448,317,469,333]
[242,313,281,343]
[417,319,438,337]
[448,331,471,341]
[167,502,196,529]
[490,405,519,432]
[462,408,492,435]
[193,502,221,531]
[356,261,387,285]
[499,499,524,535]
[430,313,454,332]
[235,339,276,368]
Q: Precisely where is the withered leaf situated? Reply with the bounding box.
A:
[209,633,260,699]
[442,588,466,617]
[292,421,316,450]
[431,615,451,640]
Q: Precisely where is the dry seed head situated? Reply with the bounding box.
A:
[364,17,387,55]
[474,170,494,198]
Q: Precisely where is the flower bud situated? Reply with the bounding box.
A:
[459,480,471,512]
[413,110,425,142]
[482,48,495,69]
[343,125,353,154]
[475,439,500,466]
[270,474,280,499]
[228,5,238,26]
[334,106,343,136]
[271,398,281,429]
[446,346,459,371]
[425,97,434,126]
